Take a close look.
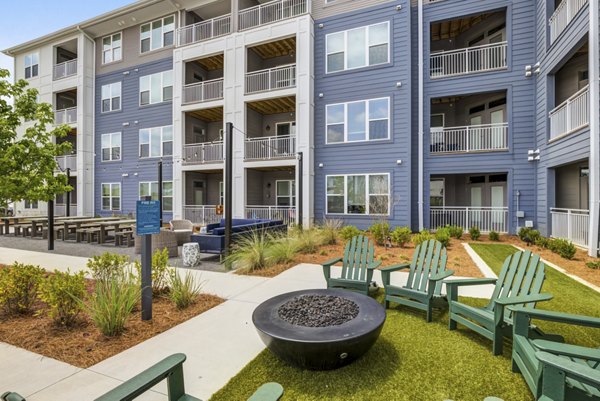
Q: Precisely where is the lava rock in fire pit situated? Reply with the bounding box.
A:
[278,295,359,327]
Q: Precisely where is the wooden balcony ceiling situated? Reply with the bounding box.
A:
[193,54,224,71]
[431,13,492,41]
[248,166,295,172]
[189,106,223,122]
[247,96,295,115]
[250,37,296,59]
[185,169,222,175]
[431,96,462,104]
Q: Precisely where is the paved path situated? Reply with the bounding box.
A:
[0,247,495,400]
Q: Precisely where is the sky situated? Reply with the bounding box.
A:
[0,0,134,79]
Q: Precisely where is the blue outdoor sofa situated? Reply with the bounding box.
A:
[190,218,287,256]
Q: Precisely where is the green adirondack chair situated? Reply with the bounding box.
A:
[322,235,381,295]
[381,239,454,322]
[511,307,600,401]
[445,250,553,355]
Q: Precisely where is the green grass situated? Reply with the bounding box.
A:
[469,243,600,348]
[210,244,600,401]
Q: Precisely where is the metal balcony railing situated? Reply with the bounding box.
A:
[183,205,221,225]
[549,0,588,43]
[182,78,224,104]
[550,207,589,248]
[238,0,308,31]
[183,142,224,165]
[244,135,296,160]
[53,59,77,80]
[245,205,296,226]
[176,15,231,46]
[430,123,508,154]
[54,107,77,125]
[245,64,296,94]
[549,85,589,140]
[430,206,508,233]
[430,42,508,78]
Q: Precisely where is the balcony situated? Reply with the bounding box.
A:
[55,154,77,172]
[245,64,296,95]
[183,78,224,104]
[430,206,508,233]
[549,85,589,140]
[176,15,231,47]
[238,0,308,31]
[430,42,507,79]
[183,142,224,165]
[430,123,508,154]
[245,205,296,226]
[551,208,589,247]
[54,107,77,125]
[53,59,77,80]
[245,135,296,161]
[549,0,588,44]
[183,205,221,225]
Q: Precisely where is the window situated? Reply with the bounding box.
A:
[326,174,389,215]
[101,132,121,161]
[102,33,122,64]
[276,180,296,206]
[219,181,224,205]
[24,200,39,209]
[139,181,173,212]
[139,125,173,158]
[101,183,121,211]
[326,97,390,143]
[140,71,173,105]
[140,15,175,53]
[101,82,121,112]
[430,178,444,207]
[326,22,389,73]
[24,53,39,79]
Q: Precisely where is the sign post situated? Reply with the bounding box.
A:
[136,198,161,321]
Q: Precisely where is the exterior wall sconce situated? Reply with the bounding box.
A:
[396,159,402,165]
[318,23,324,29]
[396,82,402,88]
[396,5,402,11]
[528,149,540,161]
[319,93,324,98]
[525,65,532,77]
[318,163,324,168]
[533,62,541,75]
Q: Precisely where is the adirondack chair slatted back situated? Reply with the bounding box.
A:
[341,235,374,282]
[405,239,448,295]
[486,250,545,316]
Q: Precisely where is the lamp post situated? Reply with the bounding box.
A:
[158,160,163,226]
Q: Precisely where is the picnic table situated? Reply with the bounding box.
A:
[0,215,38,235]
[98,219,136,244]
[62,217,122,241]
[29,216,92,238]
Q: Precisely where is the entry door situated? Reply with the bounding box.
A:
[276,122,295,155]
[490,109,505,149]
[491,185,505,230]
[470,186,483,228]
[193,181,204,205]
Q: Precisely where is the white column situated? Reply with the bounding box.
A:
[173,49,184,219]
[588,0,600,256]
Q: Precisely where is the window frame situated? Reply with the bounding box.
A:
[102,32,123,65]
[101,82,122,113]
[101,183,121,211]
[139,125,173,158]
[276,180,296,206]
[429,178,445,207]
[24,53,39,79]
[139,181,173,212]
[326,22,390,74]
[101,132,122,162]
[325,173,390,216]
[139,70,173,106]
[140,15,175,54]
[325,97,391,144]
[24,200,39,209]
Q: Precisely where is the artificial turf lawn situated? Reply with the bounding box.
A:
[210,244,600,401]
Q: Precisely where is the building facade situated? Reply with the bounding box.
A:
[3,0,599,255]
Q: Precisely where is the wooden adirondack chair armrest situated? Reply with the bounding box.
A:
[368,260,382,270]
[321,257,343,268]
[429,270,455,282]
[536,351,600,385]
[508,307,600,328]
[380,263,411,272]
[532,339,600,362]
[443,277,497,287]
[494,293,553,306]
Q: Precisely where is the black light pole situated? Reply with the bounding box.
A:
[297,152,303,229]
[158,160,163,226]
[65,168,71,217]
[140,195,153,321]
[47,199,54,251]
[224,122,233,259]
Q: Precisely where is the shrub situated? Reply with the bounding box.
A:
[390,226,412,248]
[320,219,342,245]
[435,227,451,248]
[266,237,298,265]
[535,236,550,248]
[134,248,170,294]
[447,225,464,240]
[0,263,44,314]
[586,261,600,270]
[169,270,203,310]
[549,238,576,260]
[469,226,481,241]
[292,228,323,254]
[369,222,390,246]
[412,229,433,246]
[87,253,131,284]
[488,231,500,241]
[339,225,361,242]
[39,269,86,327]
[225,231,272,273]
[518,227,541,245]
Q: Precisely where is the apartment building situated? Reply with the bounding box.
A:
[2,0,599,255]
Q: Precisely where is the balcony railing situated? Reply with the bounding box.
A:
[53,59,77,80]
[430,42,508,79]
[245,205,296,226]
[184,205,221,225]
[54,107,77,125]
[430,206,508,233]
[430,123,508,154]
[176,15,231,47]
[245,135,296,161]
[238,0,308,31]
[55,204,78,217]
[183,142,223,165]
[182,78,224,104]
[549,0,588,43]
[549,85,589,140]
[245,64,296,94]
[55,154,77,172]
[551,207,589,248]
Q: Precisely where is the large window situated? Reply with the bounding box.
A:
[140,71,173,105]
[101,132,121,162]
[276,180,296,206]
[326,97,390,143]
[101,183,121,211]
[326,22,389,73]
[102,33,122,64]
[140,15,175,53]
[101,82,121,112]
[24,53,39,79]
[326,174,389,215]
[139,125,173,158]
[139,181,173,212]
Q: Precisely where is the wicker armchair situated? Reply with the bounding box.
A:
[134,227,178,257]
[169,219,193,245]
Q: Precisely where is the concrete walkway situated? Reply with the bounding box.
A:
[0,247,495,400]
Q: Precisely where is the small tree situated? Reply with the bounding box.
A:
[0,69,72,208]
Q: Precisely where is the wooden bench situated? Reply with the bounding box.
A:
[42,226,65,240]
[115,230,134,247]
[13,224,31,237]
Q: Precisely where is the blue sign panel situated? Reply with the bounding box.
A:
[136,200,161,236]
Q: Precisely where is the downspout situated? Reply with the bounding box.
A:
[588,0,600,256]
[418,0,424,230]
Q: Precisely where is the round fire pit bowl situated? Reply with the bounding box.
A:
[252,289,386,370]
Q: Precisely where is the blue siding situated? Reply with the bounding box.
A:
[313,0,412,229]
[94,57,174,219]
